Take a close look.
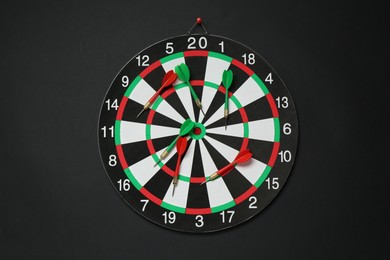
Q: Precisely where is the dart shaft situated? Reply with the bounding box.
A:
[166,135,180,153]
[218,163,236,177]
[224,91,229,111]
[160,150,169,160]
[173,175,178,185]
[174,154,182,179]
[144,101,152,110]
[186,81,203,110]
[208,163,236,182]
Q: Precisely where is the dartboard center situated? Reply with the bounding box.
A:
[193,127,201,135]
[190,122,206,140]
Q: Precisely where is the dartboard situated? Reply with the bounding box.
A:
[99,30,298,232]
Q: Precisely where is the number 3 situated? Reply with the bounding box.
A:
[195,215,204,227]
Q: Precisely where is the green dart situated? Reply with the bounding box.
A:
[154,118,195,167]
[222,69,233,130]
[175,63,205,115]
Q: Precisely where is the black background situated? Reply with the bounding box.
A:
[1,0,389,259]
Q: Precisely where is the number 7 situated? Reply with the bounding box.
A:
[140,199,149,212]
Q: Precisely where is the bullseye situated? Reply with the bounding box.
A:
[193,127,201,135]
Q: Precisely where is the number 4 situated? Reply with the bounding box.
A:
[265,73,273,84]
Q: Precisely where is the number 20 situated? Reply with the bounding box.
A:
[187,37,207,49]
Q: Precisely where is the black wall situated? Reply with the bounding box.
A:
[1,0,388,259]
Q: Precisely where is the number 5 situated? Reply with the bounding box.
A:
[166,42,174,54]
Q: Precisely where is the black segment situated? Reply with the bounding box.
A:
[150,135,177,155]
[164,139,193,172]
[206,133,243,152]
[121,99,145,122]
[222,168,253,199]
[163,152,178,172]
[143,168,173,200]
[241,96,273,122]
[206,109,244,129]
[149,109,181,129]
[121,141,150,166]
[202,138,231,171]
[143,66,167,92]
[202,89,225,124]
[186,182,210,209]
[185,56,207,120]
[248,139,274,164]
[186,140,210,209]
[185,56,207,81]
[190,141,204,178]
[192,85,203,121]
[227,63,250,94]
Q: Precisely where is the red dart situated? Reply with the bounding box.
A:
[219,149,253,177]
[136,70,177,118]
[233,149,253,164]
[172,136,188,196]
[201,149,253,184]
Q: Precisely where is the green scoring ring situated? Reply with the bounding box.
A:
[189,122,206,140]
[145,82,248,175]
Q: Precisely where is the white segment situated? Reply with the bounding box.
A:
[203,76,266,127]
[154,99,186,124]
[178,139,196,179]
[236,159,267,185]
[163,180,190,208]
[206,122,244,139]
[128,78,156,105]
[150,124,180,140]
[204,56,231,85]
[233,76,266,106]
[158,57,188,123]
[198,57,231,122]
[161,56,185,85]
[161,56,186,73]
[119,121,147,145]
[206,178,234,208]
[175,86,196,121]
[129,147,176,186]
[248,118,275,142]
[198,140,234,208]
[198,87,217,123]
[203,135,238,162]
[207,118,275,142]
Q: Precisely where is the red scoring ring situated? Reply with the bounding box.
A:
[145,80,249,183]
